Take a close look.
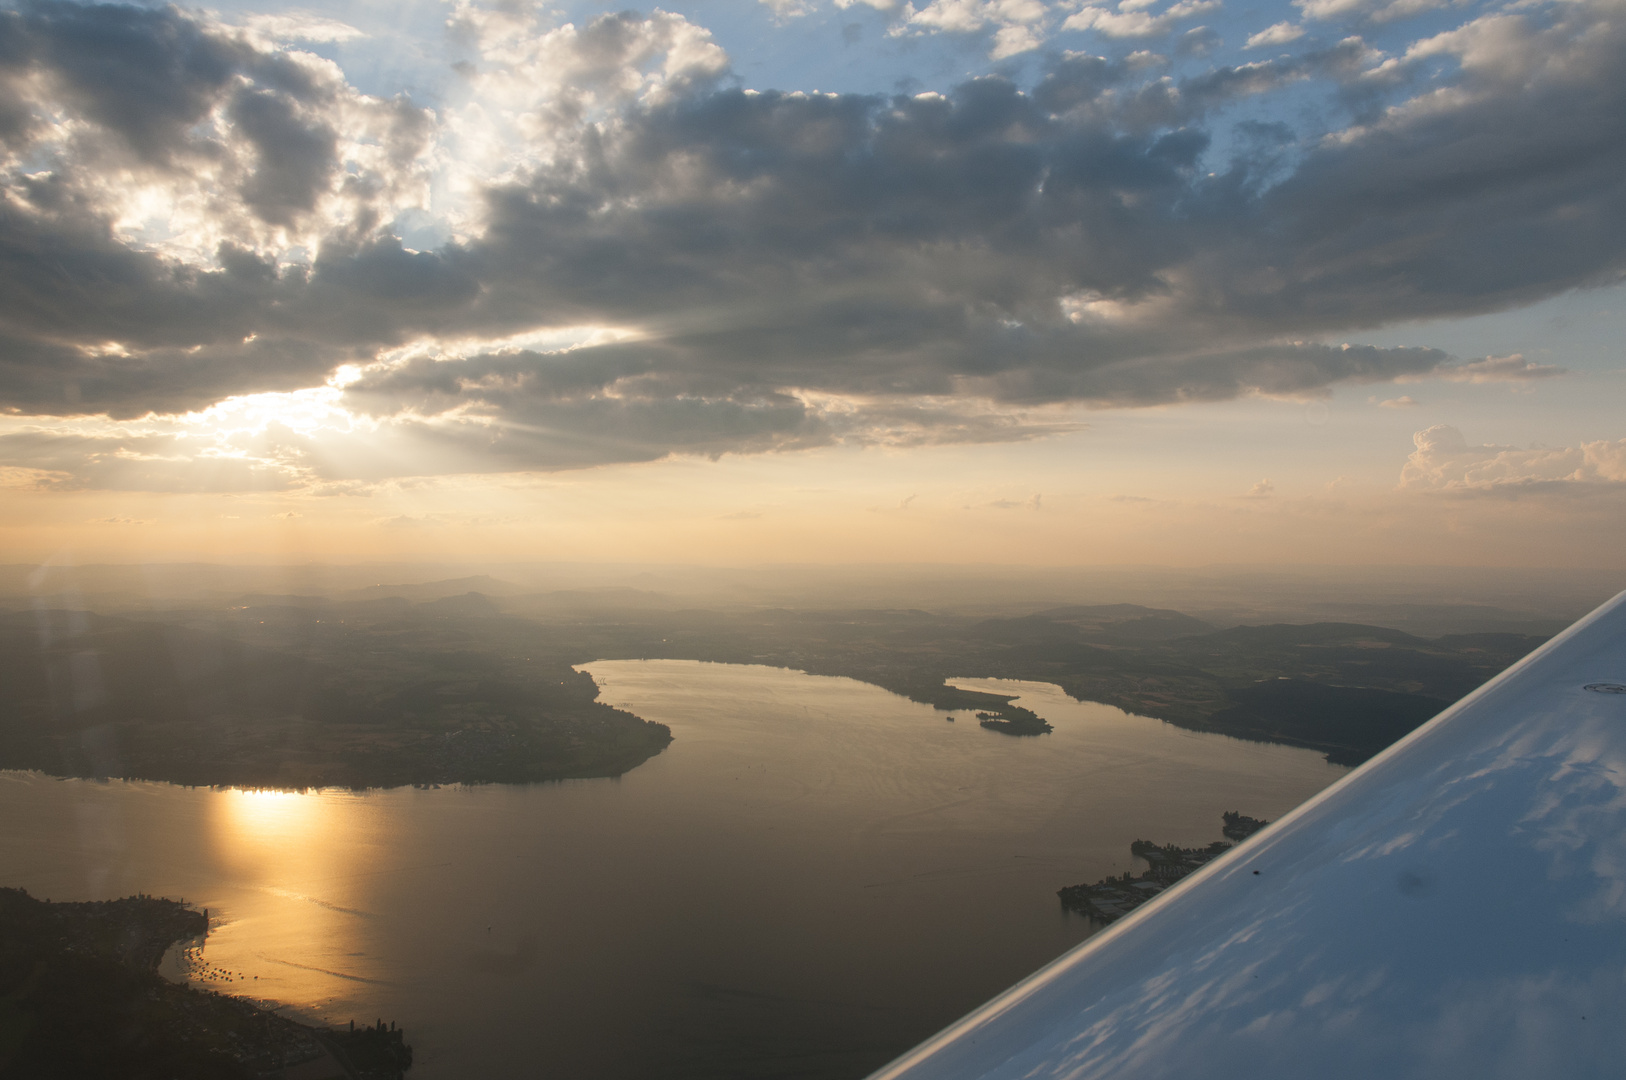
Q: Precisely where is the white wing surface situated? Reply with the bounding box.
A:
[869,589,1626,1080]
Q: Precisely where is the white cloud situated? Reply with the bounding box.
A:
[241,13,367,44]
[895,0,1051,55]
[886,0,1221,53]
[1378,395,1418,407]
[1245,21,1306,48]
[440,6,729,211]
[1434,354,1567,383]
[1294,0,1451,23]
[758,0,819,18]
[991,22,1049,56]
[1400,425,1626,491]
[1063,0,1222,39]
[0,7,436,273]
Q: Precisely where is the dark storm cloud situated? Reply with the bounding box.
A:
[985,342,1450,404]
[1232,32,1626,324]
[1032,36,1368,129]
[0,0,243,164]
[339,370,1084,475]
[0,0,447,414]
[0,1,1622,482]
[0,0,359,168]
[420,2,1622,412]
[403,391,826,470]
[229,86,338,226]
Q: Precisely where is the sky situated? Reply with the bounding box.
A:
[0,0,1622,568]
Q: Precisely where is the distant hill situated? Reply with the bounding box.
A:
[417,591,503,617]
[226,592,328,609]
[503,587,680,619]
[1205,680,1451,765]
[337,575,528,603]
[1190,622,1431,649]
[972,605,1215,647]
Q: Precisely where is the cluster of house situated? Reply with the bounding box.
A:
[1058,813,1269,922]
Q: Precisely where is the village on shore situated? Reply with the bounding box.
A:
[0,887,411,1079]
[1059,813,1269,922]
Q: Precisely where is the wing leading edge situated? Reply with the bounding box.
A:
[868,589,1626,1080]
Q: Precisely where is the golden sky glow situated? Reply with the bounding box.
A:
[6,363,1624,570]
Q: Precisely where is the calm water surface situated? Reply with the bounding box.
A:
[0,663,1348,1079]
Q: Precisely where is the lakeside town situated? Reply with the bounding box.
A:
[0,887,411,1079]
[1059,813,1270,922]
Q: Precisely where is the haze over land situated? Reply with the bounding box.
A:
[3,560,1610,789]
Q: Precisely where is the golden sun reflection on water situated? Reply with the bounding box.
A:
[216,790,326,862]
[202,788,382,1017]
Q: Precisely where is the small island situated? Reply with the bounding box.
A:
[974,704,1052,736]
[1058,812,1270,922]
[0,887,411,1079]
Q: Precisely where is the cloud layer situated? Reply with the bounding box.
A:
[1401,426,1626,493]
[0,0,1622,486]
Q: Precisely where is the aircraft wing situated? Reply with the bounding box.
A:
[868,589,1626,1080]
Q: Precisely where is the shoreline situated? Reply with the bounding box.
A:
[0,887,412,1079]
[1059,813,1271,922]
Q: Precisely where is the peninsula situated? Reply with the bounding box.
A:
[0,887,410,1079]
[0,602,672,790]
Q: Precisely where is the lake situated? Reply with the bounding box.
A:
[0,661,1348,1078]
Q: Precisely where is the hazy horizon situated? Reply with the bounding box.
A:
[7,558,1618,635]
